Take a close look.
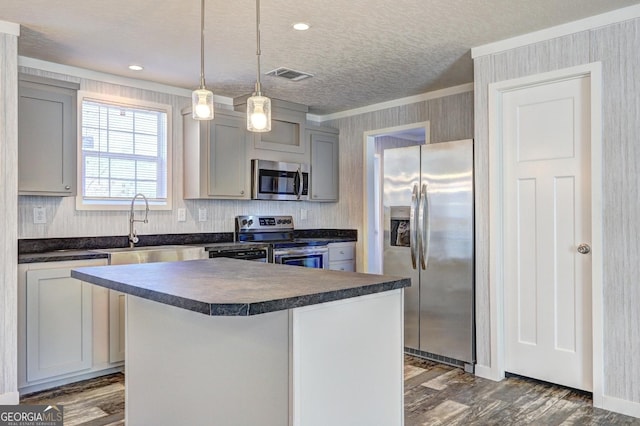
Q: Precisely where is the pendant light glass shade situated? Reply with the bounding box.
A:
[248,0,271,132]
[247,94,271,132]
[192,0,214,121]
[192,88,214,120]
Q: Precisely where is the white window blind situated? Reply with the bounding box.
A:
[78,94,171,209]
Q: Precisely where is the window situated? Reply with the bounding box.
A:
[77,92,172,210]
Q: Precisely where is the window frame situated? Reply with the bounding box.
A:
[75,91,173,211]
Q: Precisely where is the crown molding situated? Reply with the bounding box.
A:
[309,82,474,123]
[472,4,640,58]
[17,56,234,105]
[18,56,475,122]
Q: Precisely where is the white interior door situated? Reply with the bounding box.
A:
[502,75,592,391]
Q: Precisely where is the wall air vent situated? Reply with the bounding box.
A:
[266,67,313,81]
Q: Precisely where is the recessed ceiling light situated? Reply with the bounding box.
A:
[128,65,143,71]
[293,23,310,31]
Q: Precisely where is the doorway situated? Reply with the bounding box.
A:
[363,122,430,274]
[487,63,603,400]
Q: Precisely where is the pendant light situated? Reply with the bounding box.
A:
[247,0,271,132]
[192,0,214,120]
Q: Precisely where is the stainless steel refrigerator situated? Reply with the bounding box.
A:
[383,139,474,369]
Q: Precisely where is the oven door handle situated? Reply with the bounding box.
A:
[274,248,328,256]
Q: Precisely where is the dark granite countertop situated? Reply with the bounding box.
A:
[203,242,271,251]
[71,258,409,316]
[19,250,109,264]
[19,231,357,264]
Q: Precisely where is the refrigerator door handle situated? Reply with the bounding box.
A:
[422,185,431,269]
[419,183,430,270]
[410,184,419,269]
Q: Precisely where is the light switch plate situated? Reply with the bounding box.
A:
[33,207,46,224]
[198,208,207,222]
[177,208,187,222]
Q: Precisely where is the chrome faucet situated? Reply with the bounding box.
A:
[129,193,149,247]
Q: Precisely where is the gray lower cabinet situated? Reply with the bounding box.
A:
[18,74,79,196]
[328,242,356,272]
[183,109,250,199]
[109,290,126,363]
[18,259,122,393]
[309,128,339,202]
[25,268,92,382]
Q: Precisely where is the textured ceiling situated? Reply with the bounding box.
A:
[2,0,638,114]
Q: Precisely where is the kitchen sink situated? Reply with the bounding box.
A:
[92,245,207,265]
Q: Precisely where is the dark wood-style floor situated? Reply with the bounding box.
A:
[403,356,640,425]
[20,374,124,426]
[20,355,640,425]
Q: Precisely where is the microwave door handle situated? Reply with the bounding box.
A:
[409,184,418,269]
[295,168,302,199]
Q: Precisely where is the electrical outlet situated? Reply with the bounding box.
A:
[33,207,46,224]
[177,208,187,222]
[198,208,207,222]
[300,208,308,221]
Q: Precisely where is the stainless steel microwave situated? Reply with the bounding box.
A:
[251,159,309,201]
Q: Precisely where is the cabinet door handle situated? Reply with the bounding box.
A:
[64,185,71,190]
[240,190,245,195]
[339,250,344,254]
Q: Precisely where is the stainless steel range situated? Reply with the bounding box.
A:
[235,215,329,269]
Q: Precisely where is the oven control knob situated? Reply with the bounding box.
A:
[247,219,253,226]
[242,219,248,226]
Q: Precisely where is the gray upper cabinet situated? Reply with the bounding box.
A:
[18,75,79,196]
[235,97,309,164]
[309,127,339,202]
[183,109,250,199]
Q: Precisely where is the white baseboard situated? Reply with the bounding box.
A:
[474,365,639,419]
[0,391,20,405]
[599,394,640,419]
[18,366,123,397]
[474,364,504,382]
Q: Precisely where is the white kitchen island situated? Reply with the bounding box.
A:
[72,258,409,426]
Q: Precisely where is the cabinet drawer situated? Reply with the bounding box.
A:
[329,260,355,272]
[328,243,355,262]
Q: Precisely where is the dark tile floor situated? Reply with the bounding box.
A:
[20,356,640,425]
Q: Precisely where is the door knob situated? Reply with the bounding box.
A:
[577,243,591,254]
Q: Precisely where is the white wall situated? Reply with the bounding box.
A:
[473,17,640,406]
[0,25,19,404]
[324,91,474,270]
[17,65,473,272]
[17,66,355,240]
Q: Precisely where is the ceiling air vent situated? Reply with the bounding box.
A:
[266,67,313,82]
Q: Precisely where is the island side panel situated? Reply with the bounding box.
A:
[125,296,289,426]
[291,289,404,426]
